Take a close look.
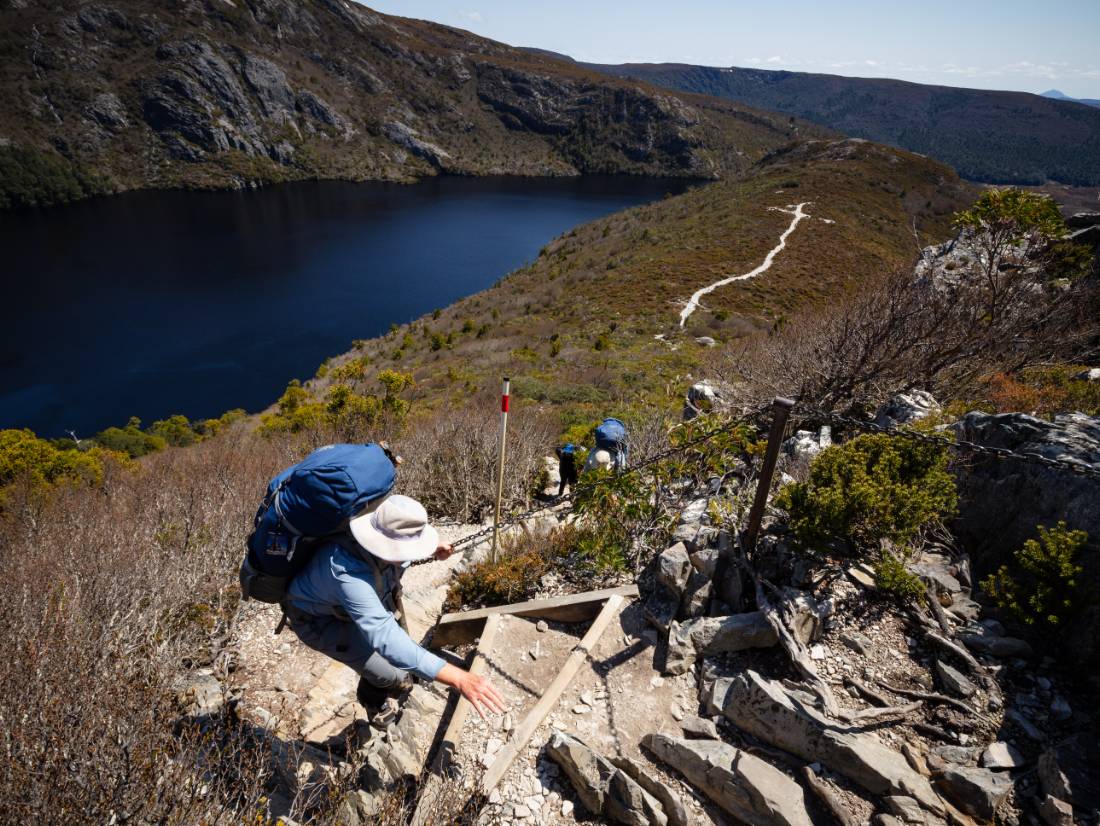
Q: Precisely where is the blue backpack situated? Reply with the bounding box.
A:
[239,443,397,603]
[561,443,576,456]
[594,418,627,451]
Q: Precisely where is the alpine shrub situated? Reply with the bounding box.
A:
[776,434,956,554]
[873,547,927,604]
[982,522,1088,628]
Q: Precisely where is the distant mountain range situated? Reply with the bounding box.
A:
[0,1,819,208]
[580,62,1100,186]
[1041,89,1100,109]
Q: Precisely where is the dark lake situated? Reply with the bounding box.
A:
[0,175,687,437]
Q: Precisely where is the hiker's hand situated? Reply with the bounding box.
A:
[458,672,507,719]
[433,542,454,560]
[436,664,507,718]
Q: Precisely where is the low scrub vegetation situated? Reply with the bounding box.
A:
[446,524,582,611]
[982,522,1088,629]
[726,189,1098,416]
[777,434,957,555]
[0,145,108,209]
[873,545,928,604]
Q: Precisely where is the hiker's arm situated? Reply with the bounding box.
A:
[337,575,446,682]
[434,664,507,718]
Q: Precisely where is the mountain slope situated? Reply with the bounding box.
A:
[584,62,1100,186]
[1042,89,1100,109]
[0,0,823,207]
[306,139,977,417]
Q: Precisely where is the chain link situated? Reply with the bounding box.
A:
[442,410,765,556]
[794,403,1100,481]
[438,400,1098,560]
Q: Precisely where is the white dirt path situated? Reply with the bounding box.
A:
[678,201,812,326]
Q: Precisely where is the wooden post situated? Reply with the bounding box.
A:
[410,615,502,826]
[490,377,511,563]
[481,594,626,793]
[741,397,795,555]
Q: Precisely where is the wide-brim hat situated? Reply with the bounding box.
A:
[349,494,439,563]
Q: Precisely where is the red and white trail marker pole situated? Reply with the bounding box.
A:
[491,377,510,563]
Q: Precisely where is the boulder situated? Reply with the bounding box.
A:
[782,587,826,644]
[1066,212,1100,229]
[337,789,381,825]
[875,391,941,429]
[931,746,980,767]
[1038,795,1074,826]
[909,554,964,599]
[665,612,778,675]
[937,766,1012,821]
[359,685,447,788]
[689,547,720,578]
[980,742,1026,771]
[710,670,947,817]
[643,585,681,633]
[951,411,1100,664]
[547,731,668,826]
[680,715,720,740]
[884,795,941,825]
[1038,734,1100,809]
[174,672,223,717]
[611,756,689,826]
[678,569,712,619]
[643,733,814,826]
[671,498,712,549]
[657,542,693,596]
[841,631,873,657]
[935,661,976,698]
[959,633,1034,659]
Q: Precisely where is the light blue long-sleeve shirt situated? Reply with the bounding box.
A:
[286,542,445,682]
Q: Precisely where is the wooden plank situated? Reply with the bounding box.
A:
[431,585,638,647]
[410,614,501,826]
[481,593,627,793]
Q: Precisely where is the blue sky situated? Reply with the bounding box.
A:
[364,1,1100,99]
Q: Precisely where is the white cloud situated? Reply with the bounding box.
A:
[457,9,483,23]
[765,55,783,64]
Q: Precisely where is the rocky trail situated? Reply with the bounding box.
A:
[678,202,813,326]
[179,388,1100,826]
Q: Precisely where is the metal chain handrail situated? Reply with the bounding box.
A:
[443,409,768,555]
[441,398,1099,559]
[793,403,1100,480]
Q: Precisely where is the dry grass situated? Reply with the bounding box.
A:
[0,397,558,822]
[718,263,1100,415]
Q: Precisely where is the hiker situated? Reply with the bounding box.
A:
[284,495,505,717]
[584,448,614,473]
[555,442,579,496]
[585,417,628,472]
[240,444,505,720]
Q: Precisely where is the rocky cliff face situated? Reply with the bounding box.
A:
[0,0,814,205]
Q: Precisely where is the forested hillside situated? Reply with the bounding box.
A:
[0,0,822,207]
[585,62,1100,186]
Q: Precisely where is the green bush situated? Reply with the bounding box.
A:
[0,429,103,488]
[446,526,580,610]
[982,522,1088,628]
[260,371,414,435]
[873,548,926,604]
[0,146,107,209]
[147,415,199,448]
[94,417,167,458]
[776,434,956,554]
